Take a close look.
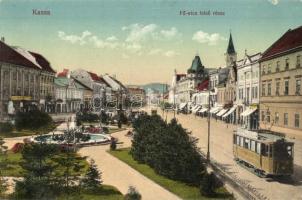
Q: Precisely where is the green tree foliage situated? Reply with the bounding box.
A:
[124,186,141,200]
[0,138,8,195]
[100,111,109,125]
[15,110,53,131]
[119,112,128,124]
[77,111,100,123]
[200,172,223,197]
[52,150,86,193]
[14,143,59,199]
[0,122,13,133]
[81,159,102,192]
[131,114,205,185]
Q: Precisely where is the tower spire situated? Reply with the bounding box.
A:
[227,33,236,54]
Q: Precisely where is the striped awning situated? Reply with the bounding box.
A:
[222,105,237,118]
[216,109,229,117]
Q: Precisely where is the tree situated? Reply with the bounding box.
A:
[81,159,102,192]
[52,149,86,194]
[100,111,109,125]
[14,143,59,199]
[0,138,8,196]
[200,172,223,197]
[15,110,53,131]
[130,114,206,185]
[124,186,141,200]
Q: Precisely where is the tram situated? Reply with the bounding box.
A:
[233,128,294,176]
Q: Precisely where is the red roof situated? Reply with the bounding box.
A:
[261,26,302,61]
[0,40,55,73]
[29,51,56,73]
[88,72,101,81]
[197,79,209,91]
[57,69,69,77]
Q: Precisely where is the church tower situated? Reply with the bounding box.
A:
[225,33,237,67]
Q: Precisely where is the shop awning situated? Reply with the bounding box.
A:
[241,107,257,117]
[178,103,187,110]
[210,106,222,114]
[216,109,229,117]
[222,105,237,118]
[192,105,201,113]
[198,108,208,113]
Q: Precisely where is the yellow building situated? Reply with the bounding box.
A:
[259,26,302,137]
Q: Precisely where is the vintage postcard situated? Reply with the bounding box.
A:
[0,0,302,199]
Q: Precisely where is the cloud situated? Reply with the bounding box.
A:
[192,31,226,45]
[164,50,178,57]
[58,31,119,49]
[89,36,118,49]
[268,0,279,5]
[106,36,118,42]
[160,27,180,39]
[123,23,158,43]
[58,31,92,45]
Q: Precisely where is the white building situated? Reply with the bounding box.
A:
[236,51,261,130]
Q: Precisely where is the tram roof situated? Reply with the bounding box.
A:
[235,128,289,144]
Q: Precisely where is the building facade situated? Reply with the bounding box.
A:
[236,52,261,130]
[259,26,302,136]
[0,39,55,120]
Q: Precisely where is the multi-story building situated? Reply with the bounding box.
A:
[236,51,261,130]
[259,26,302,136]
[168,71,186,105]
[174,55,209,105]
[215,33,237,121]
[55,70,93,113]
[71,69,109,110]
[0,39,55,120]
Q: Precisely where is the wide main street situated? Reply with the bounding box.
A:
[155,108,302,200]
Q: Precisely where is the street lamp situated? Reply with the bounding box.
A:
[207,81,211,163]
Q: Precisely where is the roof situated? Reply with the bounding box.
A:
[189,55,203,72]
[197,79,209,91]
[88,72,101,82]
[227,33,236,54]
[57,69,69,77]
[0,40,55,73]
[55,77,92,90]
[261,26,302,61]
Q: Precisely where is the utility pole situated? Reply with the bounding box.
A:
[207,80,211,163]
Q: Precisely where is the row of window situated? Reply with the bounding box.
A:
[262,55,301,75]
[239,70,259,81]
[261,111,300,128]
[238,86,258,100]
[262,79,301,96]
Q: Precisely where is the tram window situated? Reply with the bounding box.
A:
[251,140,256,152]
[261,144,267,156]
[256,142,261,154]
[244,138,250,149]
[240,137,244,147]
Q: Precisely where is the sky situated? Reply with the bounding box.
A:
[0,0,302,85]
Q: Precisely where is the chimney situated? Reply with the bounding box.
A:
[1,37,5,43]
